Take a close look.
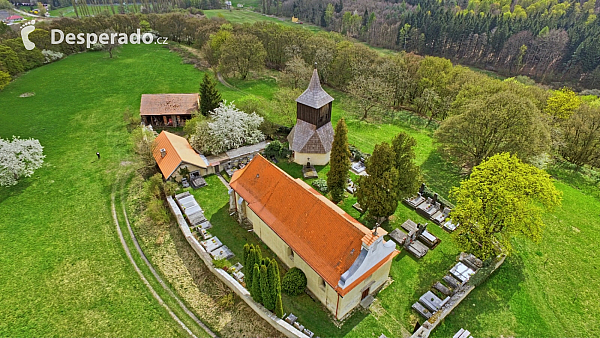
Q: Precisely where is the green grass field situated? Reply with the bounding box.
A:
[2,42,599,337]
[0,44,205,336]
[204,9,324,33]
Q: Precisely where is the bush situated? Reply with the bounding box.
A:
[349,144,367,162]
[0,70,10,91]
[213,258,232,270]
[264,140,283,158]
[41,49,64,64]
[281,267,307,296]
[311,178,328,194]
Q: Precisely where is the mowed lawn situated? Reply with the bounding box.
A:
[0,44,206,336]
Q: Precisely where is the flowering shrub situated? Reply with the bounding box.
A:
[41,49,64,64]
[0,136,45,186]
[191,101,265,155]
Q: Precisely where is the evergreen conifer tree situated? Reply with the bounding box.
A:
[243,243,250,266]
[252,264,262,303]
[275,293,284,318]
[260,264,273,309]
[199,73,222,116]
[268,259,281,308]
[356,142,399,221]
[391,132,421,200]
[246,247,256,289]
[327,118,351,203]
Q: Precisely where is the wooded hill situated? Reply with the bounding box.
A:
[280,0,600,89]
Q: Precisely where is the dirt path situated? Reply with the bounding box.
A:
[110,189,198,338]
[119,189,217,338]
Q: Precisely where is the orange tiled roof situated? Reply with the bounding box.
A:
[230,155,389,292]
[140,94,199,116]
[153,131,207,179]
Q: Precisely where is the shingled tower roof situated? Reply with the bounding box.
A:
[296,68,334,109]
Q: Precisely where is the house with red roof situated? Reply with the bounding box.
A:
[229,155,399,319]
[6,15,23,23]
[152,130,210,180]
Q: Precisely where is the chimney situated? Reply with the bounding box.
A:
[160,148,166,158]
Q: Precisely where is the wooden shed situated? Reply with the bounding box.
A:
[140,94,199,128]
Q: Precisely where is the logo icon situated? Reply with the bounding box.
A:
[20,21,36,51]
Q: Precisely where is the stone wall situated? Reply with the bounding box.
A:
[166,196,309,338]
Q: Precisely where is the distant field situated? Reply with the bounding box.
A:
[204,9,324,33]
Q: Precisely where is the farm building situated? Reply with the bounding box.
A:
[140,93,199,128]
[287,67,334,166]
[153,131,210,181]
[229,155,399,319]
[6,15,23,22]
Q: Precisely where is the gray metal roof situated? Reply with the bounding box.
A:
[295,69,334,109]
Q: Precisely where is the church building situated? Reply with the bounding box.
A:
[229,155,399,319]
[287,67,335,166]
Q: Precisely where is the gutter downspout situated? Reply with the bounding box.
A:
[335,292,340,319]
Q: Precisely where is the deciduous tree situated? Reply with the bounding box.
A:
[449,153,562,259]
[347,74,392,120]
[559,103,600,168]
[436,91,550,170]
[544,87,582,119]
[0,136,45,187]
[219,33,267,80]
[190,102,265,155]
[327,118,350,203]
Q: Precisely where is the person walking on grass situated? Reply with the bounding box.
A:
[96,152,100,160]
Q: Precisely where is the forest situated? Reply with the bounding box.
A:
[278,0,600,89]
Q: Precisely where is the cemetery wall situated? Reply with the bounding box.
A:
[166,196,309,338]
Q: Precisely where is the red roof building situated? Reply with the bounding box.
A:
[229,155,399,319]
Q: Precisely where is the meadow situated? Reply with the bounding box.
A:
[0,43,214,336]
[1,40,599,337]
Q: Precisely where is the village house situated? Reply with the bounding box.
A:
[140,93,199,128]
[153,130,210,181]
[287,67,334,166]
[229,155,399,319]
[153,130,268,181]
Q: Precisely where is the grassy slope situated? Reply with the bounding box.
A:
[204,9,324,33]
[0,44,203,336]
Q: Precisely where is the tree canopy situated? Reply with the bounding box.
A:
[449,153,562,259]
[356,142,399,220]
[0,136,45,187]
[435,90,550,170]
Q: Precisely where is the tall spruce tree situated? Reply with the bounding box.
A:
[356,142,399,221]
[251,264,262,303]
[391,132,422,200]
[327,118,351,203]
[199,73,222,116]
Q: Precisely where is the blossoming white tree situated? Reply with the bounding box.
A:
[0,136,45,187]
[191,101,265,155]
